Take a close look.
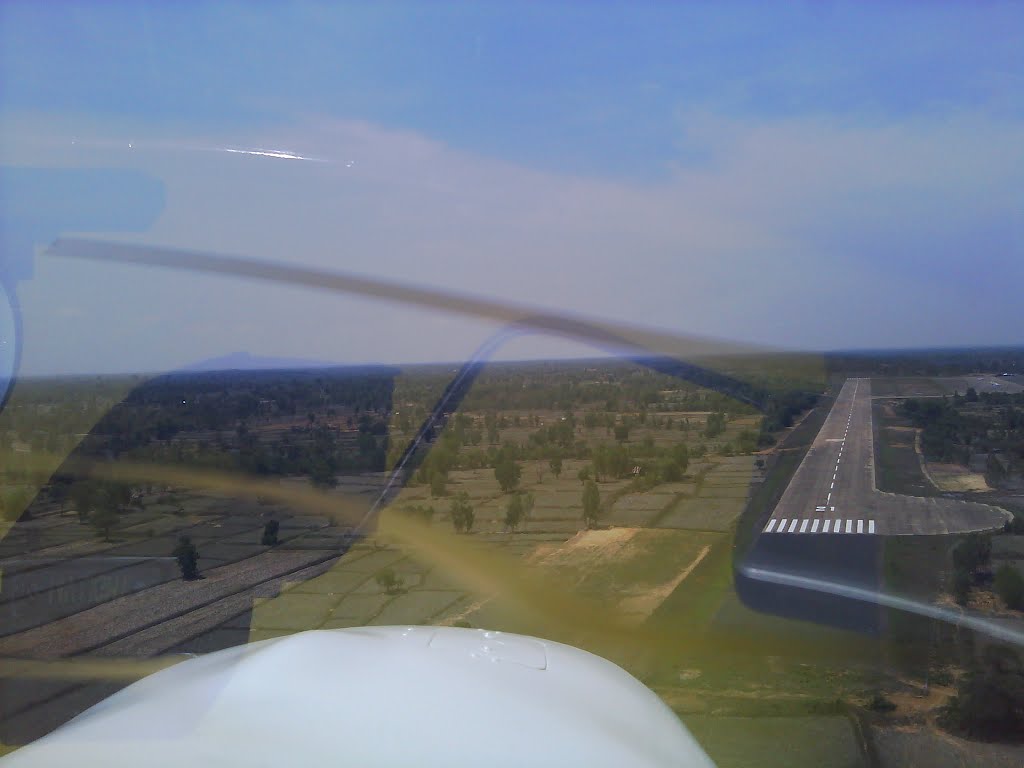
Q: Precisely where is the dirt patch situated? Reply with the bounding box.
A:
[536,527,639,571]
[617,544,710,619]
[928,462,991,493]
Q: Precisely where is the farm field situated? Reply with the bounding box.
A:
[2,359,788,748]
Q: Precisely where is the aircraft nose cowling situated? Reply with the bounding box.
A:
[1,627,715,768]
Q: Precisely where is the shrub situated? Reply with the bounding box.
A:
[261,520,280,546]
[994,564,1024,610]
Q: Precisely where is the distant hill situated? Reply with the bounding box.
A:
[181,351,342,372]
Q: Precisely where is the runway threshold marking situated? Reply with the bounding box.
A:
[868,520,876,534]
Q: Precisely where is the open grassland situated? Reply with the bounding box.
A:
[872,400,939,497]
[685,716,865,768]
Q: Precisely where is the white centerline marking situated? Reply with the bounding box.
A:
[830,481,834,489]
[765,519,777,533]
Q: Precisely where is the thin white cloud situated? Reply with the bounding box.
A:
[5,109,1023,374]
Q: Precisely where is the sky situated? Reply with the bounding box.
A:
[1,0,1022,375]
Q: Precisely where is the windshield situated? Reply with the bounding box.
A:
[2,2,1023,766]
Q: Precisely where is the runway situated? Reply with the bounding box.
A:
[762,378,1010,536]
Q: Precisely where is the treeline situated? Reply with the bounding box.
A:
[902,393,1024,468]
[829,346,1024,377]
[92,367,396,452]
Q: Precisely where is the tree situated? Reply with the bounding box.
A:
[704,412,726,438]
[49,479,71,515]
[430,471,448,498]
[951,568,972,606]
[494,458,521,493]
[582,480,600,529]
[70,480,96,524]
[994,564,1024,610]
[577,466,591,484]
[85,483,127,541]
[450,492,475,534]
[261,519,280,546]
[309,458,338,489]
[90,499,119,542]
[375,568,404,595]
[940,645,1024,741]
[505,493,524,532]
[659,458,683,482]
[953,533,991,572]
[549,455,563,479]
[522,492,534,520]
[173,535,201,580]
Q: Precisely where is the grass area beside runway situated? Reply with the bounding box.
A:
[871,398,939,498]
[881,535,960,676]
[734,394,833,560]
[685,715,866,768]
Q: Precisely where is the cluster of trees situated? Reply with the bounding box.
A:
[443,483,594,534]
[940,645,1024,742]
[57,368,398,488]
[449,492,475,533]
[950,534,992,605]
[758,390,819,436]
[902,394,1024,473]
[902,399,977,464]
[949,533,1024,610]
[66,479,135,541]
[453,359,767,418]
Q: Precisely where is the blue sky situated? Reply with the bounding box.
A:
[1,1,1023,373]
